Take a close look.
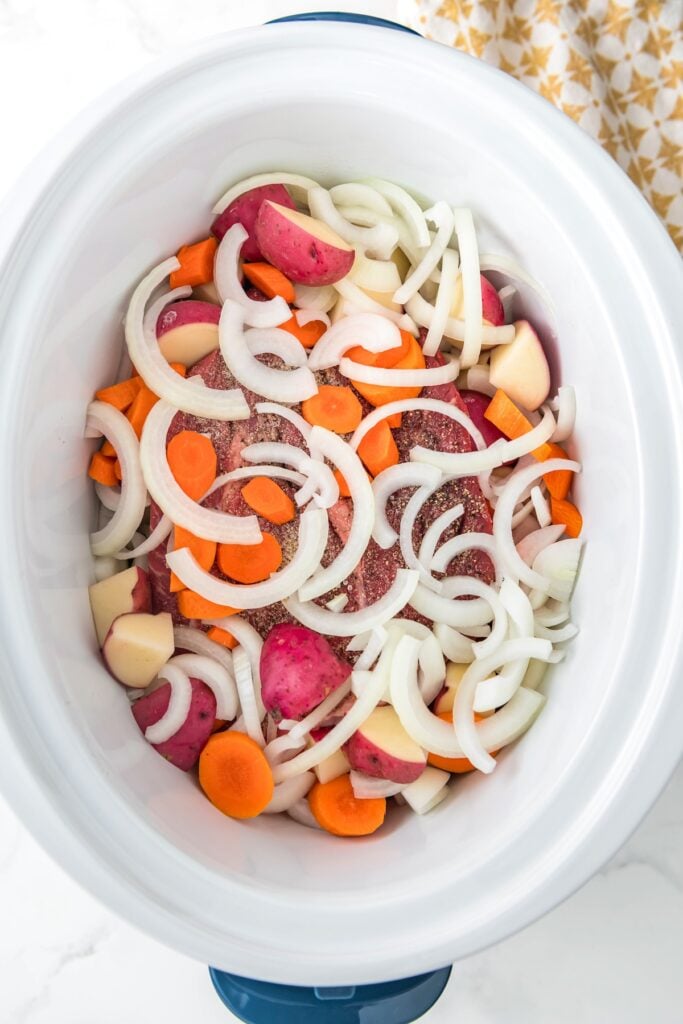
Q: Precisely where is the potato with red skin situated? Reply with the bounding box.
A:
[260,624,352,722]
[451,273,505,326]
[89,566,151,646]
[255,201,355,286]
[132,677,217,771]
[102,612,174,689]
[489,319,550,411]
[211,184,296,261]
[156,300,220,366]
[345,706,427,784]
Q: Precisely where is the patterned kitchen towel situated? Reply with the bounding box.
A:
[401,0,682,252]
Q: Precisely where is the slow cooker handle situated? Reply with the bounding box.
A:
[208,10,447,1022]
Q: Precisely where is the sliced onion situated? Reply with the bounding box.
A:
[140,400,261,543]
[535,621,579,642]
[232,645,264,747]
[371,463,442,549]
[219,300,317,403]
[282,679,353,744]
[494,458,581,590]
[406,292,515,347]
[142,285,192,338]
[550,386,577,443]
[350,772,405,800]
[94,482,121,512]
[473,579,535,713]
[124,258,249,421]
[534,600,570,627]
[272,668,387,783]
[497,284,516,321]
[511,497,536,530]
[93,556,119,581]
[297,426,374,602]
[264,730,307,768]
[214,224,290,326]
[307,313,401,370]
[86,401,147,557]
[241,441,338,509]
[360,177,431,248]
[532,539,583,601]
[339,354,459,387]
[206,465,307,493]
[168,507,328,609]
[433,623,475,663]
[423,248,459,357]
[246,326,308,365]
[518,524,565,565]
[212,171,320,214]
[350,250,402,293]
[352,627,388,671]
[308,186,398,259]
[114,513,172,560]
[295,308,331,330]
[409,576,498,629]
[144,664,192,744]
[429,532,501,587]
[264,772,316,813]
[417,504,465,569]
[478,252,555,317]
[255,401,312,440]
[168,653,237,721]
[352,397,485,452]
[530,485,551,527]
[402,767,450,814]
[293,283,338,312]
[452,208,483,367]
[207,616,265,717]
[328,182,394,217]
[418,630,447,704]
[522,659,549,692]
[326,593,348,612]
[285,569,419,637]
[400,484,444,592]
[333,276,417,330]
[465,364,497,397]
[173,625,236,679]
[287,798,323,829]
[394,202,454,304]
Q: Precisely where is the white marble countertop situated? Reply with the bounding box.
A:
[1,2,682,1022]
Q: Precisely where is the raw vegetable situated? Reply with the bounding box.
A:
[260,623,352,722]
[308,774,386,837]
[169,237,218,288]
[166,430,218,502]
[427,711,494,773]
[86,401,147,557]
[89,565,151,645]
[199,731,274,819]
[101,611,174,689]
[345,705,426,784]
[242,262,296,303]
[88,452,118,487]
[301,385,363,434]
[169,526,216,593]
[95,375,142,412]
[255,201,355,286]
[156,300,220,366]
[240,477,295,525]
[176,590,237,619]
[349,332,426,408]
[489,320,550,410]
[402,767,450,814]
[357,420,399,477]
[550,497,583,537]
[217,532,283,584]
[132,678,217,770]
[280,314,327,350]
[211,183,297,259]
[206,626,237,649]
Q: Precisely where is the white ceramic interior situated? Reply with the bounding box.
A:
[0,22,682,986]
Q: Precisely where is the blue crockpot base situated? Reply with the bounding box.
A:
[267,11,420,36]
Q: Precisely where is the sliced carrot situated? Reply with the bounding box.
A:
[169,361,188,377]
[126,385,160,439]
[550,497,583,538]
[542,442,572,499]
[101,439,116,457]
[240,477,295,525]
[483,389,554,461]
[308,774,386,836]
[217,533,282,584]
[301,385,363,434]
[207,625,238,650]
[88,451,118,487]
[280,315,327,350]
[166,430,217,501]
[199,731,274,819]
[176,590,238,620]
[386,412,402,428]
[357,420,399,477]
[346,328,412,369]
[95,375,141,412]
[334,469,352,498]
[242,262,296,304]
[349,331,425,408]
[114,458,122,482]
[426,712,496,773]
[169,237,218,288]
[169,526,217,593]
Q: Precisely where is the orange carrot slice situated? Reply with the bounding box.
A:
[169,526,217,593]
[95,375,142,412]
[302,385,363,434]
[176,590,238,620]
[550,497,583,537]
[206,625,237,650]
[240,478,295,525]
[217,533,282,584]
[88,451,118,487]
[357,420,399,477]
[166,430,217,501]
[308,774,386,836]
[242,262,295,303]
[280,315,327,350]
[170,237,218,288]
[199,731,274,819]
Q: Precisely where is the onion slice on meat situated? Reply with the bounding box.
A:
[417,504,465,569]
[351,397,485,452]
[168,653,238,721]
[399,483,444,593]
[246,326,309,365]
[430,531,502,584]
[297,426,375,602]
[307,314,401,370]
[338,355,459,387]
[241,441,339,509]
[285,569,419,637]
[144,663,193,744]
[494,458,581,590]
[140,399,262,544]
[423,248,459,357]
[352,627,388,672]
[394,202,455,305]
[409,577,498,629]
[219,300,317,403]
[124,257,249,421]
[371,463,442,549]
[254,402,312,440]
[168,506,328,610]
[232,645,265,747]
[86,401,147,557]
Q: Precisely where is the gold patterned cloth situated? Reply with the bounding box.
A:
[403,0,683,252]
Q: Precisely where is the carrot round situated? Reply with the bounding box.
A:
[308,774,386,837]
[242,261,295,303]
[177,589,237,620]
[167,430,217,501]
[347,328,412,368]
[206,625,237,650]
[280,315,327,350]
[218,532,282,584]
[357,420,399,477]
[427,712,498,774]
[170,237,218,288]
[241,477,295,525]
[95,374,142,412]
[126,384,160,439]
[550,496,583,537]
[349,331,425,407]
[199,731,274,819]
[301,385,363,434]
[170,526,216,593]
[88,451,118,487]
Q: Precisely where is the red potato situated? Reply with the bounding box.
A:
[89,566,151,646]
[260,624,352,722]
[451,273,505,326]
[211,184,296,262]
[309,726,351,784]
[156,300,220,366]
[255,201,355,286]
[132,677,217,771]
[432,662,468,715]
[345,706,427,784]
[489,319,550,411]
[102,611,174,689]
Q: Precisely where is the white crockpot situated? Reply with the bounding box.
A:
[0,20,682,987]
